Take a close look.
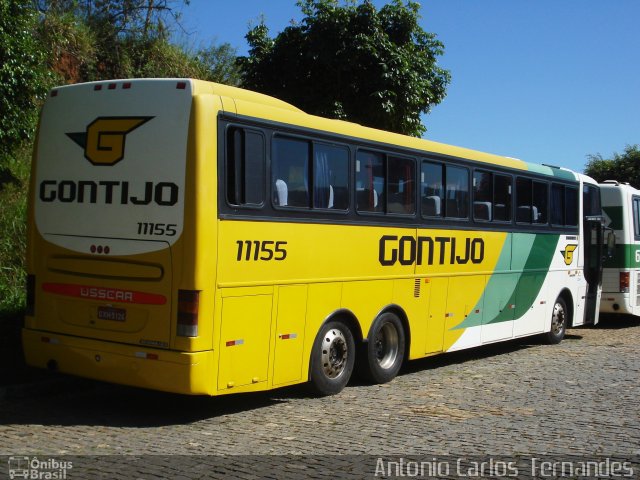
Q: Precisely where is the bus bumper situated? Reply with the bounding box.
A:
[22,328,215,395]
[600,293,633,315]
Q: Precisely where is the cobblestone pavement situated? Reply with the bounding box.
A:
[0,315,638,462]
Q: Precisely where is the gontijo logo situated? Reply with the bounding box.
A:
[66,116,153,166]
[560,244,578,265]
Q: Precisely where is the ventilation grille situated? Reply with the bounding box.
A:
[414,278,421,298]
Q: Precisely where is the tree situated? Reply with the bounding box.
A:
[585,145,640,189]
[0,0,52,159]
[35,0,241,84]
[238,0,450,137]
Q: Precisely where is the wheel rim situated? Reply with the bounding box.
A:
[551,301,566,336]
[374,321,399,370]
[321,329,348,379]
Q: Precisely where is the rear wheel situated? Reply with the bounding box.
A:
[544,296,568,344]
[361,312,405,384]
[309,321,355,396]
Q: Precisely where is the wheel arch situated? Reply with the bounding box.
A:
[318,308,364,345]
[558,288,575,327]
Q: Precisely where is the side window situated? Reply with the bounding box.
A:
[516,177,533,223]
[355,150,384,213]
[565,187,578,226]
[313,143,349,210]
[516,177,548,224]
[387,156,415,214]
[582,184,601,218]
[494,174,512,222]
[473,170,492,221]
[272,137,310,208]
[633,196,640,239]
[226,127,265,206]
[532,181,548,224]
[421,161,444,218]
[551,183,578,227]
[550,183,564,225]
[446,165,469,219]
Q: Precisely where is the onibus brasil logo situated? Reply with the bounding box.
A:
[8,456,73,479]
[66,116,153,166]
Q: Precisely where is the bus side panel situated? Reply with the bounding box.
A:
[216,287,274,392]
[272,284,308,386]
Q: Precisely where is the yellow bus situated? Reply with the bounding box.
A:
[23,79,605,396]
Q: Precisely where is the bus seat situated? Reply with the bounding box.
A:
[387,192,405,214]
[473,201,492,221]
[274,179,288,206]
[332,186,348,210]
[328,185,334,209]
[446,199,459,218]
[357,188,376,212]
[422,196,441,216]
[494,203,508,221]
[517,205,530,222]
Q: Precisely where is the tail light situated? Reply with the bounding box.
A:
[177,290,200,337]
[620,272,630,293]
[26,274,36,316]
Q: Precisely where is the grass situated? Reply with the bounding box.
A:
[0,145,31,384]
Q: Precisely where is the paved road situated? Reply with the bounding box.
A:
[0,315,638,477]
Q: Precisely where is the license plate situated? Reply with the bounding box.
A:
[97,306,126,322]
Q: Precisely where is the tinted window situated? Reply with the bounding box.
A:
[532,181,548,224]
[387,156,415,214]
[421,161,443,218]
[473,170,492,221]
[633,197,640,239]
[272,137,310,208]
[565,187,578,226]
[314,143,349,210]
[355,150,384,213]
[516,177,533,223]
[494,174,512,222]
[445,165,469,219]
[583,184,601,217]
[550,183,564,225]
[226,127,265,206]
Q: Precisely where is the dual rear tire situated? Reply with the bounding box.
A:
[309,313,405,396]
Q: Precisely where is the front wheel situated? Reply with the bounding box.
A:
[360,312,405,384]
[544,296,568,344]
[309,321,355,396]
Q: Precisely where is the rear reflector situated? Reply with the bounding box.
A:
[176,81,187,90]
[177,290,200,337]
[620,272,630,293]
[123,82,132,89]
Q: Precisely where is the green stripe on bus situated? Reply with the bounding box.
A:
[453,233,560,329]
[604,243,640,268]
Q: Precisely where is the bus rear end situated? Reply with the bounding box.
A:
[23,79,215,394]
[600,181,640,316]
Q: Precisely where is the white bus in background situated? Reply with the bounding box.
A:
[600,180,640,316]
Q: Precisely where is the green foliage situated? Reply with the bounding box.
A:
[0,0,53,158]
[0,145,30,312]
[238,0,450,137]
[585,145,640,189]
[36,0,241,84]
